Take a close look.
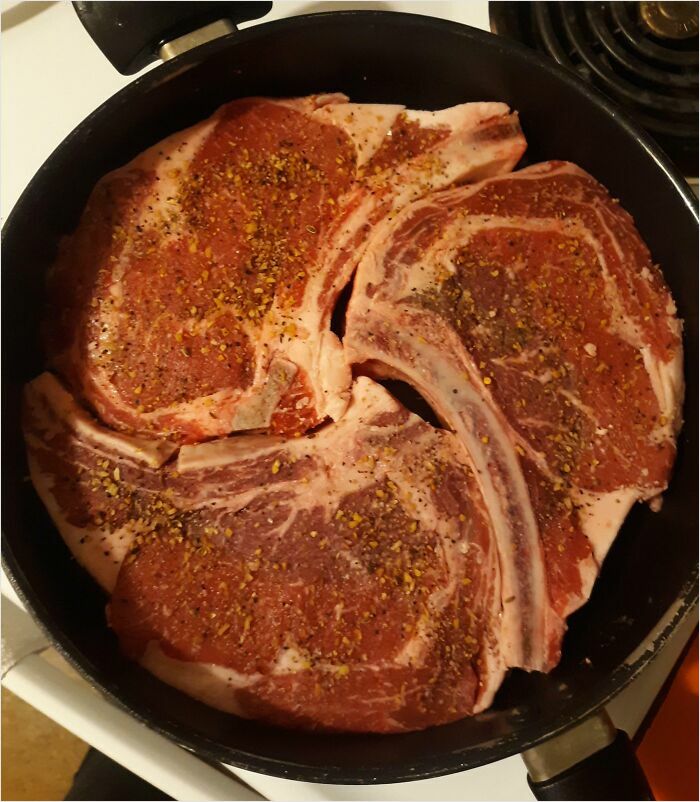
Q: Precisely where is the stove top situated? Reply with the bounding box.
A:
[489,1,699,177]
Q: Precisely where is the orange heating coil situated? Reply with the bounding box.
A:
[637,634,699,801]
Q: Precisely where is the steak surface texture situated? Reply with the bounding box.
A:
[23,96,682,732]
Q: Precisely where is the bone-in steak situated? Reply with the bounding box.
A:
[46,95,525,443]
[346,161,683,671]
[25,373,503,732]
[23,96,683,734]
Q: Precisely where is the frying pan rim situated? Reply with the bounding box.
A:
[2,549,698,785]
[2,9,698,237]
[2,8,698,785]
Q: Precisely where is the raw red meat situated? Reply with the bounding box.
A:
[24,94,683,733]
[25,372,504,732]
[46,95,525,443]
[23,372,178,591]
[346,161,683,671]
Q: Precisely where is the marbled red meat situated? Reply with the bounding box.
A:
[346,160,683,671]
[26,374,503,732]
[47,95,525,443]
[24,96,683,734]
[23,372,178,591]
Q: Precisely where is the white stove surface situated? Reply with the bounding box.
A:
[0,0,489,218]
[1,2,696,800]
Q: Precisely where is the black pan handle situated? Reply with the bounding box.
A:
[526,729,654,801]
[73,1,272,75]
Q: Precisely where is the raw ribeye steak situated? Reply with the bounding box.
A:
[25,373,504,732]
[346,161,683,672]
[24,89,684,735]
[46,94,525,443]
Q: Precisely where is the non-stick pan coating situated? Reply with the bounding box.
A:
[2,12,697,783]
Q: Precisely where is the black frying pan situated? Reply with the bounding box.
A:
[2,4,698,798]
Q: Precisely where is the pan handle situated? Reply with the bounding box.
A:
[524,714,654,801]
[73,1,272,75]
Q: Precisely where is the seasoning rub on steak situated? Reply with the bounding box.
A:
[46,94,525,443]
[26,373,503,732]
[23,95,683,734]
[346,160,683,672]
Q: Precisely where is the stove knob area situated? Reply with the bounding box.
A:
[639,1,699,40]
